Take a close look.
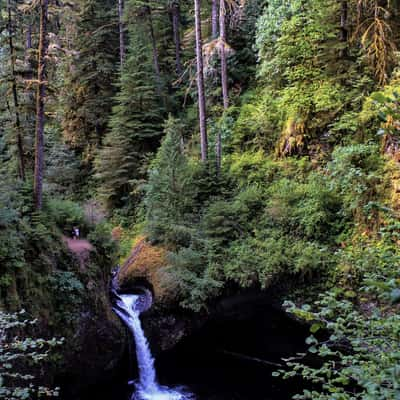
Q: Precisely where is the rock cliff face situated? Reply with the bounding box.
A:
[58,306,128,399]
[116,238,310,355]
[52,240,128,400]
[56,237,311,400]
[117,236,173,304]
[117,237,204,352]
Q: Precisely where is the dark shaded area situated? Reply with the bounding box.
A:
[72,291,310,400]
[56,317,130,400]
[156,293,309,399]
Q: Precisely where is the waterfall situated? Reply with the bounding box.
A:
[113,291,194,400]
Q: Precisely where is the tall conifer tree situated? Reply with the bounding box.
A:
[95,21,164,207]
[61,0,119,166]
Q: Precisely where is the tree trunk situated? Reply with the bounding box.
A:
[194,0,208,161]
[118,0,125,67]
[216,0,228,171]
[219,0,228,110]
[26,23,33,78]
[34,0,48,210]
[147,6,163,95]
[7,0,26,181]
[211,0,219,38]
[171,0,182,75]
[340,0,348,57]
[26,23,32,50]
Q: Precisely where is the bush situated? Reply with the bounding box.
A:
[0,310,62,400]
[277,289,400,399]
[224,230,332,289]
[164,245,223,312]
[274,228,400,399]
[327,144,384,219]
[266,174,343,242]
[45,199,87,235]
[203,185,265,246]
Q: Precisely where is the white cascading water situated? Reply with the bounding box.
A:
[113,293,194,400]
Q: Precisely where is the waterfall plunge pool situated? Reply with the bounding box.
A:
[103,289,310,400]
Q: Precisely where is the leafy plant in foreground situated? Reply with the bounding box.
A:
[0,310,63,400]
[274,233,400,400]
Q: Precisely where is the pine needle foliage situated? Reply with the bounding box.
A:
[95,20,164,208]
[61,0,119,165]
[144,115,195,246]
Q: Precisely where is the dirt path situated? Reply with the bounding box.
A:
[63,236,93,269]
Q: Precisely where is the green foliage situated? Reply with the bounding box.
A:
[45,128,82,197]
[230,90,281,151]
[144,141,350,310]
[0,310,62,400]
[48,271,84,305]
[87,220,118,265]
[45,199,86,234]
[0,181,26,283]
[327,144,383,217]
[278,287,400,399]
[272,220,400,399]
[266,175,343,242]
[370,88,400,156]
[95,19,164,207]
[47,271,85,325]
[61,0,119,164]
[3,0,400,395]
[145,116,196,246]
[253,0,375,153]
[225,232,331,289]
[203,185,265,244]
[163,244,223,312]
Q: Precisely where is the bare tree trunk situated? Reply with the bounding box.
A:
[171,0,182,75]
[25,22,36,170]
[118,0,125,67]
[34,0,48,210]
[7,0,26,181]
[211,0,219,38]
[194,0,208,161]
[216,0,228,171]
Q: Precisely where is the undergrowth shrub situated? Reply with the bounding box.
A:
[327,144,384,221]
[0,310,62,400]
[45,199,87,235]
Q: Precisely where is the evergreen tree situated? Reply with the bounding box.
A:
[95,22,164,207]
[60,0,119,167]
[0,0,38,179]
[145,116,192,243]
[6,0,26,181]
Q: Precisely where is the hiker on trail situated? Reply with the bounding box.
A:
[72,226,80,240]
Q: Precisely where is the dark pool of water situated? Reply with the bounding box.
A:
[74,295,308,400]
[88,351,299,400]
[155,341,301,400]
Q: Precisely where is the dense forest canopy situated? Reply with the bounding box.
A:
[1,0,400,398]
